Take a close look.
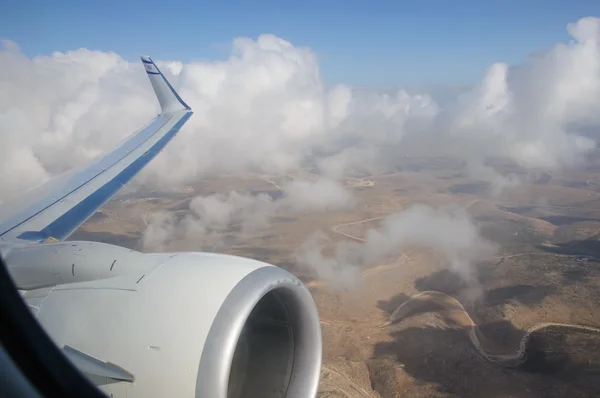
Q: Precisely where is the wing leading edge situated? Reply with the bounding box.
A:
[0,56,193,244]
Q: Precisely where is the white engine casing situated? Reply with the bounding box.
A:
[26,250,322,398]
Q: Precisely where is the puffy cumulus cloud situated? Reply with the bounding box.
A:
[465,159,521,195]
[3,18,599,292]
[295,231,364,290]
[362,205,496,274]
[140,194,272,252]
[0,40,155,201]
[141,212,178,253]
[295,204,497,290]
[448,17,600,171]
[314,89,440,178]
[141,177,354,251]
[1,17,600,198]
[0,35,437,199]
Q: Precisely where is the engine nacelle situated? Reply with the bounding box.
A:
[27,250,322,398]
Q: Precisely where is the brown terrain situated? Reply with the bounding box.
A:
[71,157,600,397]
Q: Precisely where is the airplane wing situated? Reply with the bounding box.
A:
[0,54,322,398]
[0,56,193,244]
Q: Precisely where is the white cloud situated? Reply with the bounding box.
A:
[295,204,497,290]
[448,18,600,171]
[3,18,599,290]
[2,19,600,200]
[141,177,354,251]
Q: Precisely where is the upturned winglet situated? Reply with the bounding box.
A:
[140,55,191,113]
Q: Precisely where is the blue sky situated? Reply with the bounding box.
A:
[1,0,597,87]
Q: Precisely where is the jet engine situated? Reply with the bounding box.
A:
[7,243,322,398]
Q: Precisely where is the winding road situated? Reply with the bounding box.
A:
[327,207,600,368]
[378,290,600,367]
[330,217,385,242]
[248,173,600,369]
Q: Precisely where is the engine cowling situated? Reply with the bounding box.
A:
[24,249,322,398]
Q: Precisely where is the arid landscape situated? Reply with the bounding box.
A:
[70,157,600,397]
[3,6,600,398]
